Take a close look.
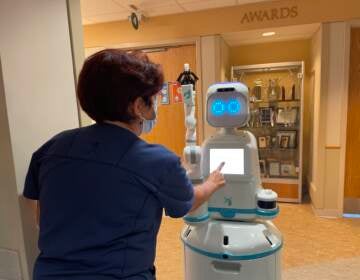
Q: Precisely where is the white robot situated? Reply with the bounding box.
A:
[181,81,283,280]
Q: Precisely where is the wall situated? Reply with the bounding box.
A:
[67,0,86,126]
[82,0,360,48]
[230,39,311,189]
[201,35,231,139]
[220,39,230,82]
[0,58,25,280]
[309,26,324,208]
[309,22,350,217]
[0,0,79,279]
[230,40,311,66]
[200,36,220,138]
[323,23,348,214]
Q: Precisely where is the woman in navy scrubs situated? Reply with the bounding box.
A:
[23,49,225,280]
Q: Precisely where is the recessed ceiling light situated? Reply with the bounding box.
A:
[262,32,276,37]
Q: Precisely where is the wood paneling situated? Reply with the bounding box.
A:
[345,28,360,198]
[263,182,299,199]
[141,45,198,157]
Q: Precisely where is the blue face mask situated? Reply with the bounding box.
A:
[141,97,158,134]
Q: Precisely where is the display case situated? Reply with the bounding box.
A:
[231,62,304,203]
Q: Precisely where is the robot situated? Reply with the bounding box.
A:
[180,80,283,280]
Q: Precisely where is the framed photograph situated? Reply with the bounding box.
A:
[280,162,296,177]
[169,82,183,103]
[249,109,260,127]
[258,136,267,149]
[259,160,267,177]
[276,107,298,126]
[288,107,298,124]
[266,136,271,148]
[276,108,285,124]
[268,161,280,177]
[271,136,277,148]
[160,83,170,105]
[252,80,263,101]
[259,107,273,125]
[279,135,290,149]
[277,131,297,149]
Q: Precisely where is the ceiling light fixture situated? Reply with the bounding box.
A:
[262,32,276,37]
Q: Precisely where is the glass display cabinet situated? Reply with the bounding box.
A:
[231,62,304,202]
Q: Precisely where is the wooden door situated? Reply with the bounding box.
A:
[141,45,198,157]
[344,28,360,202]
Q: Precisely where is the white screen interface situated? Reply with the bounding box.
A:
[210,149,245,175]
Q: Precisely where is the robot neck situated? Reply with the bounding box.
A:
[218,127,237,135]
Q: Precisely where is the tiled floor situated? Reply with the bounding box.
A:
[155,202,360,280]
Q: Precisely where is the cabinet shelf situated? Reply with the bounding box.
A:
[262,178,299,184]
[258,148,298,151]
[246,126,300,130]
[251,100,301,105]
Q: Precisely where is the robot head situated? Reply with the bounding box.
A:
[206,82,250,128]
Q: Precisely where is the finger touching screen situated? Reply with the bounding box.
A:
[210,149,244,175]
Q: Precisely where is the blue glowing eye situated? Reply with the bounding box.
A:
[227,99,241,115]
[211,99,225,116]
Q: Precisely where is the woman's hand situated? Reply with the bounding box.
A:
[190,162,226,212]
[205,162,226,192]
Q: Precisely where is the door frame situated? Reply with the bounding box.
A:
[84,37,204,144]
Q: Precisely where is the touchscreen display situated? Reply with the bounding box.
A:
[210,149,244,175]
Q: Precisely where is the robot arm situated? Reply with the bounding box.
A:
[181,83,210,224]
[182,83,201,179]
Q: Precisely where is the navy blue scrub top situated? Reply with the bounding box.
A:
[23,123,194,280]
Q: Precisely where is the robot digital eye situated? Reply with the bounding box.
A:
[211,99,241,116]
[211,99,226,116]
[228,99,241,115]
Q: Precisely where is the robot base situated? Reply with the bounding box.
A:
[181,220,282,280]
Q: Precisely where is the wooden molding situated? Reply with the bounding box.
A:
[325,146,341,149]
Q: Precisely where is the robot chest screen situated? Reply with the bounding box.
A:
[209,148,245,175]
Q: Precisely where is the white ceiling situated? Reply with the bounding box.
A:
[222,23,320,46]
[81,0,274,25]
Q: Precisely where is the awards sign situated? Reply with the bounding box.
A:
[241,6,298,24]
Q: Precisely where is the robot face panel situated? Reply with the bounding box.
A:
[206,83,250,128]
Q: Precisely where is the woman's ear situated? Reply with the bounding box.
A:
[130,97,146,118]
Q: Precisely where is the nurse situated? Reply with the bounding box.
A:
[23,49,225,280]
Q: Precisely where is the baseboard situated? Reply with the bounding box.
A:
[311,205,342,218]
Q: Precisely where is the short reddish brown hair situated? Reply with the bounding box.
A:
[77,49,164,123]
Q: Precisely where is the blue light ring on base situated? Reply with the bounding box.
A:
[183,213,210,223]
[256,208,279,217]
[208,207,279,219]
[182,239,283,261]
